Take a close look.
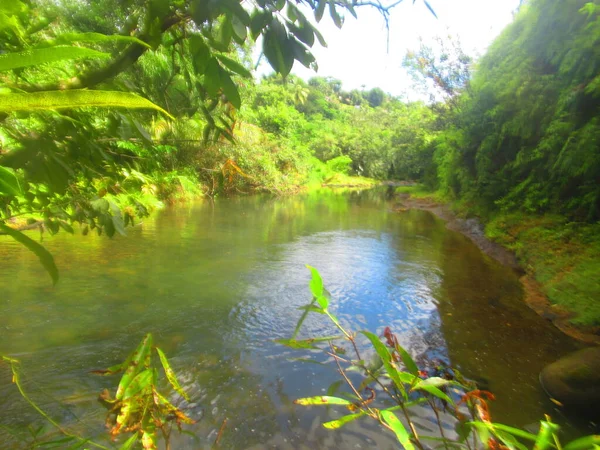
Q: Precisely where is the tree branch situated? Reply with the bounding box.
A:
[20,15,184,93]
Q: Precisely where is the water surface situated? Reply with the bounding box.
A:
[0,188,587,448]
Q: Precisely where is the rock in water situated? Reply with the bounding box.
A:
[540,347,600,409]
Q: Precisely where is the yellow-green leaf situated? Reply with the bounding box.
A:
[323,411,366,429]
[380,410,415,450]
[156,347,189,401]
[0,90,174,119]
[0,46,109,72]
[294,396,352,406]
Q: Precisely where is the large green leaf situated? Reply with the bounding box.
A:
[0,223,58,284]
[380,410,415,450]
[0,90,174,119]
[0,165,22,196]
[0,46,109,72]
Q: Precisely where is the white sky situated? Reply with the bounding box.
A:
[255,0,522,97]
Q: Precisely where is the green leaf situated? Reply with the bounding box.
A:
[323,411,366,429]
[204,58,221,96]
[0,223,58,284]
[156,347,189,401]
[564,435,600,450]
[122,369,153,400]
[328,1,343,28]
[534,420,560,450]
[216,54,252,78]
[0,90,174,119]
[486,423,537,442]
[306,264,324,298]
[294,396,351,406]
[118,432,139,450]
[0,165,22,196]
[275,336,343,349]
[361,331,406,397]
[116,333,153,400]
[380,410,415,450]
[413,383,454,405]
[49,32,151,49]
[315,0,326,22]
[0,46,109,72]
[394,342,419,376]
[263,21,294,76]
[219,67,242,109]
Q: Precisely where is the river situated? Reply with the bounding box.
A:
[0,188,589,448]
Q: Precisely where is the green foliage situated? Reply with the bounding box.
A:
[2,334,194,449]
[425,0,600,221]
[283,267,600,450]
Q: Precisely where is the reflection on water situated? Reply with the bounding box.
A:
[0,188,589,448]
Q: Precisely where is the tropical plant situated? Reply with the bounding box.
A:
[2,333,194,449]
[278,266,600,449]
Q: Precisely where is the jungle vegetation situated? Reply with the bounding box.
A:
[0,0,598,326]
[1,0,600,448]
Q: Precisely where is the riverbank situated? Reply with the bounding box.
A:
[395,186,600,345]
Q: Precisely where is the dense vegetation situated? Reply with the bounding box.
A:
[1,0,600,447]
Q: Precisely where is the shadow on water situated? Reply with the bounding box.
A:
[0,187,594,448]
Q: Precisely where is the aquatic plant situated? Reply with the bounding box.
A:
[279,266,600,450]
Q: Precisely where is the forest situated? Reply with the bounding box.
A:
[0,0,599,448]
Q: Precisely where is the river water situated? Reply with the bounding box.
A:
[0,188,589,448]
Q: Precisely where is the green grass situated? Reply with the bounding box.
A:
[395,184,448,203]
[398,186,600,329]
[486,214,600,328]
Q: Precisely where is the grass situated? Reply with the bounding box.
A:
[396,185,600,329]
[486,214,600,329]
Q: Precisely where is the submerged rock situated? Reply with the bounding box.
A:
[540,347,600,409]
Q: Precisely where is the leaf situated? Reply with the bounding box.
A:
[485,423,537,442]
[156,347,189,401]
[0,223,58,284]
[306,265,324,298]
[0,165,22,196]
[215,54,252,78]
[116,333,153,400]
[380,410,415,450]
[413,383,454,405]
[394,342,418,376]
[122,369,153,400]
[263,21,294,76]
[533,420,560,450]
[323,411,366,429]
[118,433,140,450]
[0,90,174,119]
[328,1,343,29]
[49,32,151,49]
[0,46,109,72]
[219,67,242,109]
[294,396,351,406]
[275,336,343,349]
[361,331,406,398]
[422,0,438,18]
[315,0,326,22]
[564,435,600,450]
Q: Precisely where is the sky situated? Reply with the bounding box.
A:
[255,0,522,97]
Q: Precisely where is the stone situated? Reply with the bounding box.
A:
[539,346,600,408]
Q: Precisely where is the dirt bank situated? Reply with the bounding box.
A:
[395,193,600,345]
